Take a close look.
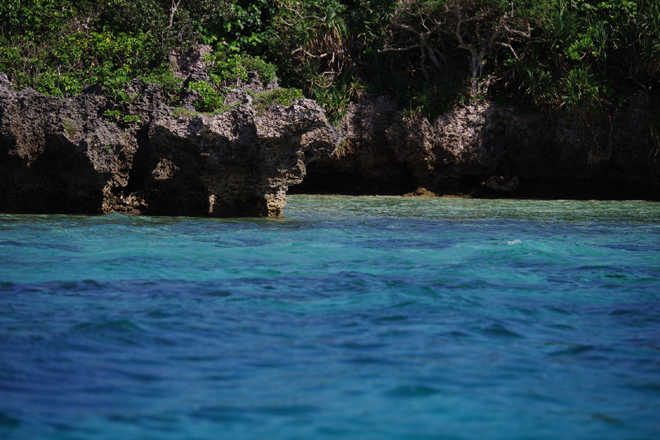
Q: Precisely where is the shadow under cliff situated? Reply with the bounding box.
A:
[0,134,109,214]
[291,93,660,201]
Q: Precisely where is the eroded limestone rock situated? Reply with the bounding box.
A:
[295,93,659,200]
[146,99,339,217]
[0,74,341,216]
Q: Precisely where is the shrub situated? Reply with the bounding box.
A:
[207,53,277,87]
[187,80,225,112]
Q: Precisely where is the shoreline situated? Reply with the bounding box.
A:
[2,73,658,217]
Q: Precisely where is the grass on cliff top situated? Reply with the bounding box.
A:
[253,88,304,112]
[172,87,305,119]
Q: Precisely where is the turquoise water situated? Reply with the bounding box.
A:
[1,195,659,440]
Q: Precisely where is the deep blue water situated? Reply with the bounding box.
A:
[1,196,659,440]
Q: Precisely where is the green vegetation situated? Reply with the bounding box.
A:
[0,0,232,97]
[103,108,139,124]
[207,53,277,86]
[63,119,78,136]
[171,87,304,117]
[123,114,140,124]
[518,0,660,118]
[187,80,225,112]
[253,88,305,112]
[172,107,199,118]
[103,109,121,122]
[1,0,658,122]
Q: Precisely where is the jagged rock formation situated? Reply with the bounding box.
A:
[0,72,341,217]
[2,57,657,217]
[147,100,338,217]
[293,93,659,200]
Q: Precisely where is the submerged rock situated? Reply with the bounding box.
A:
[0,73,341,217]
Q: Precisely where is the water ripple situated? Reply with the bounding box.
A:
[1,197,659,439]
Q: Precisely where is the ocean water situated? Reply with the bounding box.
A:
[1,195,659,440]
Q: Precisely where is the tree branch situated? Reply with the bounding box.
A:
[161,0,182,44]
[292,47,329,59]
[378,44,423,53]
[280,3,327,27]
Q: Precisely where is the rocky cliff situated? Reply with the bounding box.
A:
[294,93,659,200]
[0,73,341,217]
[2,66,658,218]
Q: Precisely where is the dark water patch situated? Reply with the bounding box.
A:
[545,323,578,333]
[145,309,174,319]
[445,330,473,338]
[0,412,20,437]
[386,385,441,398]
[0,281,15,290]
[210,237,273,248]
[335,342,389,350]
[546,306,576,315]
[343,356,402,365]
[190,406,256,423]
[601,243,660,252]
[0,240,81,252]
[203,290,233,298]
[386,299,418,309]
[608,304,660,324]
[245,359,292,369]
[106,413,143,424]
[119,371,162,383]
[71,319,145,334]
[548,344,596,357]
[590,412,622,424]
[254,404,319,416]
[629,381,660,395]
[374,314,408,323]
[476,323,525,339]
[50,279,108,293]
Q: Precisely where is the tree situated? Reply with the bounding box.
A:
[381,0,537,92]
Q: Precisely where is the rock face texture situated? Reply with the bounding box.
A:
[2,61,657,217]
[0,73,340,217]
[147,100,338,217]
[294,93,660,200]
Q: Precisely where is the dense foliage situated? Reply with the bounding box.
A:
[519,0,660,116]
[1,0,658,121]
[0,0,233,96]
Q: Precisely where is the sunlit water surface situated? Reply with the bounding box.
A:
[1,196,659,439]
